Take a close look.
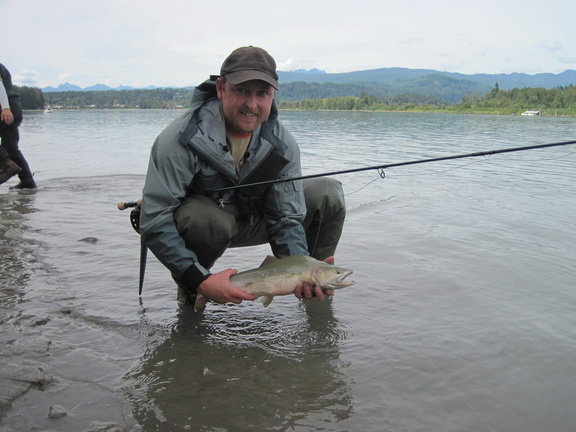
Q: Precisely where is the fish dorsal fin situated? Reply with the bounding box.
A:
[260,255,278,267]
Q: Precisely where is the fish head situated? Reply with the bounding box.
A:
[312,264,355,290]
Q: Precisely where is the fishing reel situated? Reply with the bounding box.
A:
[117,200,142,234]
[130,207,141,234]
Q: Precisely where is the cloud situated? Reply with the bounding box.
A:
[57,73,74,83]
[277,58,300,72]
[3,0,576,87]
[533,41,564,54]
[558,55,576,65]
[13,70,39,86]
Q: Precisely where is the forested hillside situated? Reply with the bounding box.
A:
[455,85,576,115]
[14,86,45,110]
[31,80,576,116]
[277,74,489,104]
[43,88,193,109]
[40,74,489,109]
[277,84,576,116]
[32,66,574,114]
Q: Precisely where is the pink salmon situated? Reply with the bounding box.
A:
[194,255,354,311]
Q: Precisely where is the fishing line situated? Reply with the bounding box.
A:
[385,159,486,178]
[342,177,383,196]
[306,160,483,205]
[307,178,330,258]
[328,145,574,194]
[340,160,482,197]
[335,168,386,197]
[211,139,576,194]
[487,150,576,163]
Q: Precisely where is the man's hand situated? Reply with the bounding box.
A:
[197,268,257,305]
[1,108,14,125]
[294,256,335,301]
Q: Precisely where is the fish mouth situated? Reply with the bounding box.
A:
[339,270,353,282]
[326,270,355,289]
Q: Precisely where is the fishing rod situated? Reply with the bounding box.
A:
[117,199,141,210]
[212,139,576,193]
[117,199,146,295]
[117,138,575,297]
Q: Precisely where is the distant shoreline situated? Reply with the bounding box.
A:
[25,108,575,117]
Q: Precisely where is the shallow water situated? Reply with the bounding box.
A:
[1,110,575,431]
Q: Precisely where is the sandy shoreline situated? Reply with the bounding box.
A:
[0,189,140,431]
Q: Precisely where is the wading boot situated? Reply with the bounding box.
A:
[0,158,22,185]
[10,176,37,189]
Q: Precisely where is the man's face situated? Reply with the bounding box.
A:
[216,79,275,134]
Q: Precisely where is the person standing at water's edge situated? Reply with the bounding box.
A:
[0,63,36,189]
[140,46,346,308]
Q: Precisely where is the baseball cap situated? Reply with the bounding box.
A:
[219,46,279,90]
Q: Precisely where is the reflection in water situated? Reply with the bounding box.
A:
[0,191,54,414]
[125,300,353,431]
[0,191,40,309]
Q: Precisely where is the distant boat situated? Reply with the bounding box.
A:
[521,110,540,116]
[44,107,53,113]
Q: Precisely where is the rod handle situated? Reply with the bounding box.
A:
[117,199,142,211]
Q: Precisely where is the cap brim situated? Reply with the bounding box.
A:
[225,70,279,90]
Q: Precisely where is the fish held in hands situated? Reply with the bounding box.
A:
[194,255,355,311]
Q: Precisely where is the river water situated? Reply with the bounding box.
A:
[1,109,575,432]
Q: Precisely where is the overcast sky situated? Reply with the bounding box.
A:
[3,0,575,89]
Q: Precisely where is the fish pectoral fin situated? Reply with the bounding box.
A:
[261,295,274,307]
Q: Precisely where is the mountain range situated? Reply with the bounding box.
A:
[41,83,166,92]
[279,68,576,90]
[41,68,576,93]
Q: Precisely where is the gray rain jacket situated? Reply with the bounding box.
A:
[140,80,308,286]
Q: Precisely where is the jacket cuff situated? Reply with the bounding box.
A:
[182,262,212,291]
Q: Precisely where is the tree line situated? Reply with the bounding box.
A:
[16,82,576,116]
[277,84,576,115]
[41,88,193,110]
[453,84,576,115]
[14,86,45,110]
